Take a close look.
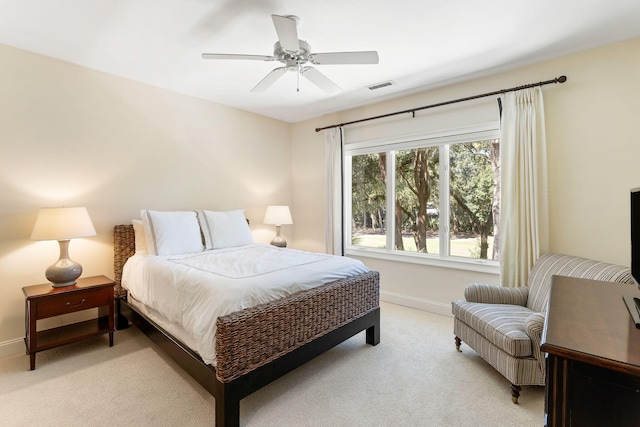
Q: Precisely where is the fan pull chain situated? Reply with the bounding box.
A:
[297,65,300,92]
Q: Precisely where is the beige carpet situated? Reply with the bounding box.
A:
[0,302,544,426]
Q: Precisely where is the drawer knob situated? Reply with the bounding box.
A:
[66,298,86,308]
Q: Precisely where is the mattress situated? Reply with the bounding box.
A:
[122,244,369,364]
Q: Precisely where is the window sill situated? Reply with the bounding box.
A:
[346,247,500,275]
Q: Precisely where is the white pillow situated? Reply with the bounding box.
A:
[141,210,204,256]
[132,219,148,255]
[197,209,254,250]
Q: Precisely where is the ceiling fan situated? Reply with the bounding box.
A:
[201,14,379,94]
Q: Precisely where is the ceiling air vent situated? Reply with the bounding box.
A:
[368,81,395,90]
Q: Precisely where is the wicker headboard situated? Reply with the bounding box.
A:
[113,224,135,297]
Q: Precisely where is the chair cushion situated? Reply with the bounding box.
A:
[452,300,533,357]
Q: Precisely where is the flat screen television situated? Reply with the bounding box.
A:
[632,187,640,290]
[627,188,640,326]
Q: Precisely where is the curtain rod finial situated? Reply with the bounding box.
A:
[557,75,567,83]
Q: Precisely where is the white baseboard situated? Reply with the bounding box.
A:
[0,294,451,359]
[0,337,25,359]
[381,290,453,317]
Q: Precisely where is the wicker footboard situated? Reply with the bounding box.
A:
[215,270,379,383]
[114,224,380,426]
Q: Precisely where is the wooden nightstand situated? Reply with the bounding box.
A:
[23,275,115,370]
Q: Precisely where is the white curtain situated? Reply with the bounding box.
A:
[324,127,344,255]
[499,87,549,287]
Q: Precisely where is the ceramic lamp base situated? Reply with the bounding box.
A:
[45,240,82,287]
[270,225,287,247]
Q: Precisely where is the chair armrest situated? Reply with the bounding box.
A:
[525,312,546,376]
[464,283,529,305]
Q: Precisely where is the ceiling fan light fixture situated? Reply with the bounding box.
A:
[201,14,379,94]
[273,40,311,61]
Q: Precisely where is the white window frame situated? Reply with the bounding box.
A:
[344,122,500,274]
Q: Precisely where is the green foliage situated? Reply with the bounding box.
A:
[395,147,439,252]
[395,148,440,231]
[351,153,386,230]
[350,139,498,259]
[449,141,494,234]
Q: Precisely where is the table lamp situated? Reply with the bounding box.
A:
[31,207,97,287]
[263,205,293,247]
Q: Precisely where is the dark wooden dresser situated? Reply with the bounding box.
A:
[541,275,640,426]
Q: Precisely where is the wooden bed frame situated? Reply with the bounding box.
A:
[113,224,380,427]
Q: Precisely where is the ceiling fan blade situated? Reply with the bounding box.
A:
[251,67,287,92]
[202,53,275,61]
[271,14,300,52]
[309,51,379,65]
[300,66,340,95]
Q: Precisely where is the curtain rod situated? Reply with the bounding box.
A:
[314,75,567,132]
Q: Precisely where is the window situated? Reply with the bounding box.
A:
[345,124,500,267]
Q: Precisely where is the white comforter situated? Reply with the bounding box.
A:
[122,244,369,364]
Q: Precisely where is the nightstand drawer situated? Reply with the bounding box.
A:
[35,287,111,318]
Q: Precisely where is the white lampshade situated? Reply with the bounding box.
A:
[31,207,96,287]
[31,207,96,241]
[263,205,293,226]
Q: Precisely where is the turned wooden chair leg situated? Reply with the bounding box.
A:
[455,336,462,352]
[511,384,521,404]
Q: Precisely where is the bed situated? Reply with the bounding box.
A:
[112,210,380,427]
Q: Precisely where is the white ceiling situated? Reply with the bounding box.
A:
[1,0,640,123]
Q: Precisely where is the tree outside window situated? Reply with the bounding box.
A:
[348,134,500,262]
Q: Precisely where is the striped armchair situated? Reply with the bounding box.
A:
[452,253,634,403]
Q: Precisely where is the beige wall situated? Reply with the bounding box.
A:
[0,44,291,356]
[291,36,640,314]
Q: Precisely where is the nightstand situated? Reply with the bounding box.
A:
[23,275,115,370]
